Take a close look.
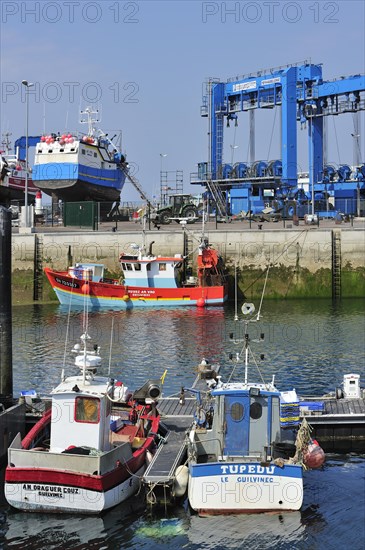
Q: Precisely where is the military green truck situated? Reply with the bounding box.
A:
[153,194,200,224]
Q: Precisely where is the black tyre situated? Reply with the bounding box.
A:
[159,210,172,224]
[285,200,297,219]
[182,207,198,222]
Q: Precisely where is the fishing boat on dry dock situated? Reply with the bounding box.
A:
[44,237,228,308]
[32,107,127,202]
[185,298,325,515]
[0,135,38,205]
[4,322,162,514]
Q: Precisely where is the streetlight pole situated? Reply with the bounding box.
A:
[310,116,315,217]
[22,80,34,227]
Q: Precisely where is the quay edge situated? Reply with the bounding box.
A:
[11,226,365,302]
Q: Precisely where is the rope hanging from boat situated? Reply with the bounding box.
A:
[256,266,269,321]
[290,417,313,469]
[108,317,114,377]
[61,280,74,382]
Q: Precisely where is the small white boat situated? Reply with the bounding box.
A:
[5,325,162,514]
[186,296,323,515]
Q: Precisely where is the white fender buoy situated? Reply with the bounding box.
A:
[35,190,42,215]
[173,465,189,498]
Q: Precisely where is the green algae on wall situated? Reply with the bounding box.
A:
[235,266,333,300]
[11,265,365,305]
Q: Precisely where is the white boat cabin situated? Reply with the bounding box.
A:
[68,263,105,282]
[50,375,112,453]
[119,251,183,288]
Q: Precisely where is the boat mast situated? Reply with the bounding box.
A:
[244,322,249,386]
[80,107,99,137]
[1,132,12,155]
[81,287,91,385]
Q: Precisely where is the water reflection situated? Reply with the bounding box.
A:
[11,299,365,399]
[3,495,144,550]
[11,305,228,397]
[187,512,304,549]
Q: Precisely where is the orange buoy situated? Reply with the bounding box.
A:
[81,282,89,294]
[196,298,206,308]
[304,439,326,469]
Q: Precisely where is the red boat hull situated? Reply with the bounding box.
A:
[44,268,228,308]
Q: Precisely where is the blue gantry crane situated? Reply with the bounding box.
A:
[192,61,365,218]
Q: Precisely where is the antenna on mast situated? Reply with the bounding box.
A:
[1,132,12,155]
[80,106,100,136]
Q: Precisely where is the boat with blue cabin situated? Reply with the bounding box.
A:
[186,298,324,515]
[32,107,127,202]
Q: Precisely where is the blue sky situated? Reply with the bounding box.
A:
[1,0,364,201]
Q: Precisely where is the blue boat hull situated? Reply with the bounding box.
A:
[33,162,125,202]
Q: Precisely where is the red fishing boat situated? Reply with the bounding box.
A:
[44,238,228,308]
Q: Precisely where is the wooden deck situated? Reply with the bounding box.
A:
[300,397,365,452]
[301,397,365,419]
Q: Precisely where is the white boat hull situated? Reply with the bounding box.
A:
[5,465,144,514]
[188,461,303,515]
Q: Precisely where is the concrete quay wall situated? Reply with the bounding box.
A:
[12,228,365,273]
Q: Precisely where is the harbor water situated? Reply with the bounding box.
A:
[1,298,364,549]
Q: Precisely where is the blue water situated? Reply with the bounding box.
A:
[1,299,364,549]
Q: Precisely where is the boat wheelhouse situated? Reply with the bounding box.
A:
[187,378,304,515]
[185,298,313,515]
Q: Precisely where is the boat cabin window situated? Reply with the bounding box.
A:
[82,149,85,155]
[75,396,100,423]
[250,401,262,420]
[134,263,141,271]
[159,263,166,271]
[147,263,151,271]
[126,264,133,271]
[94,152,97,158]
[229,401,245,422]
